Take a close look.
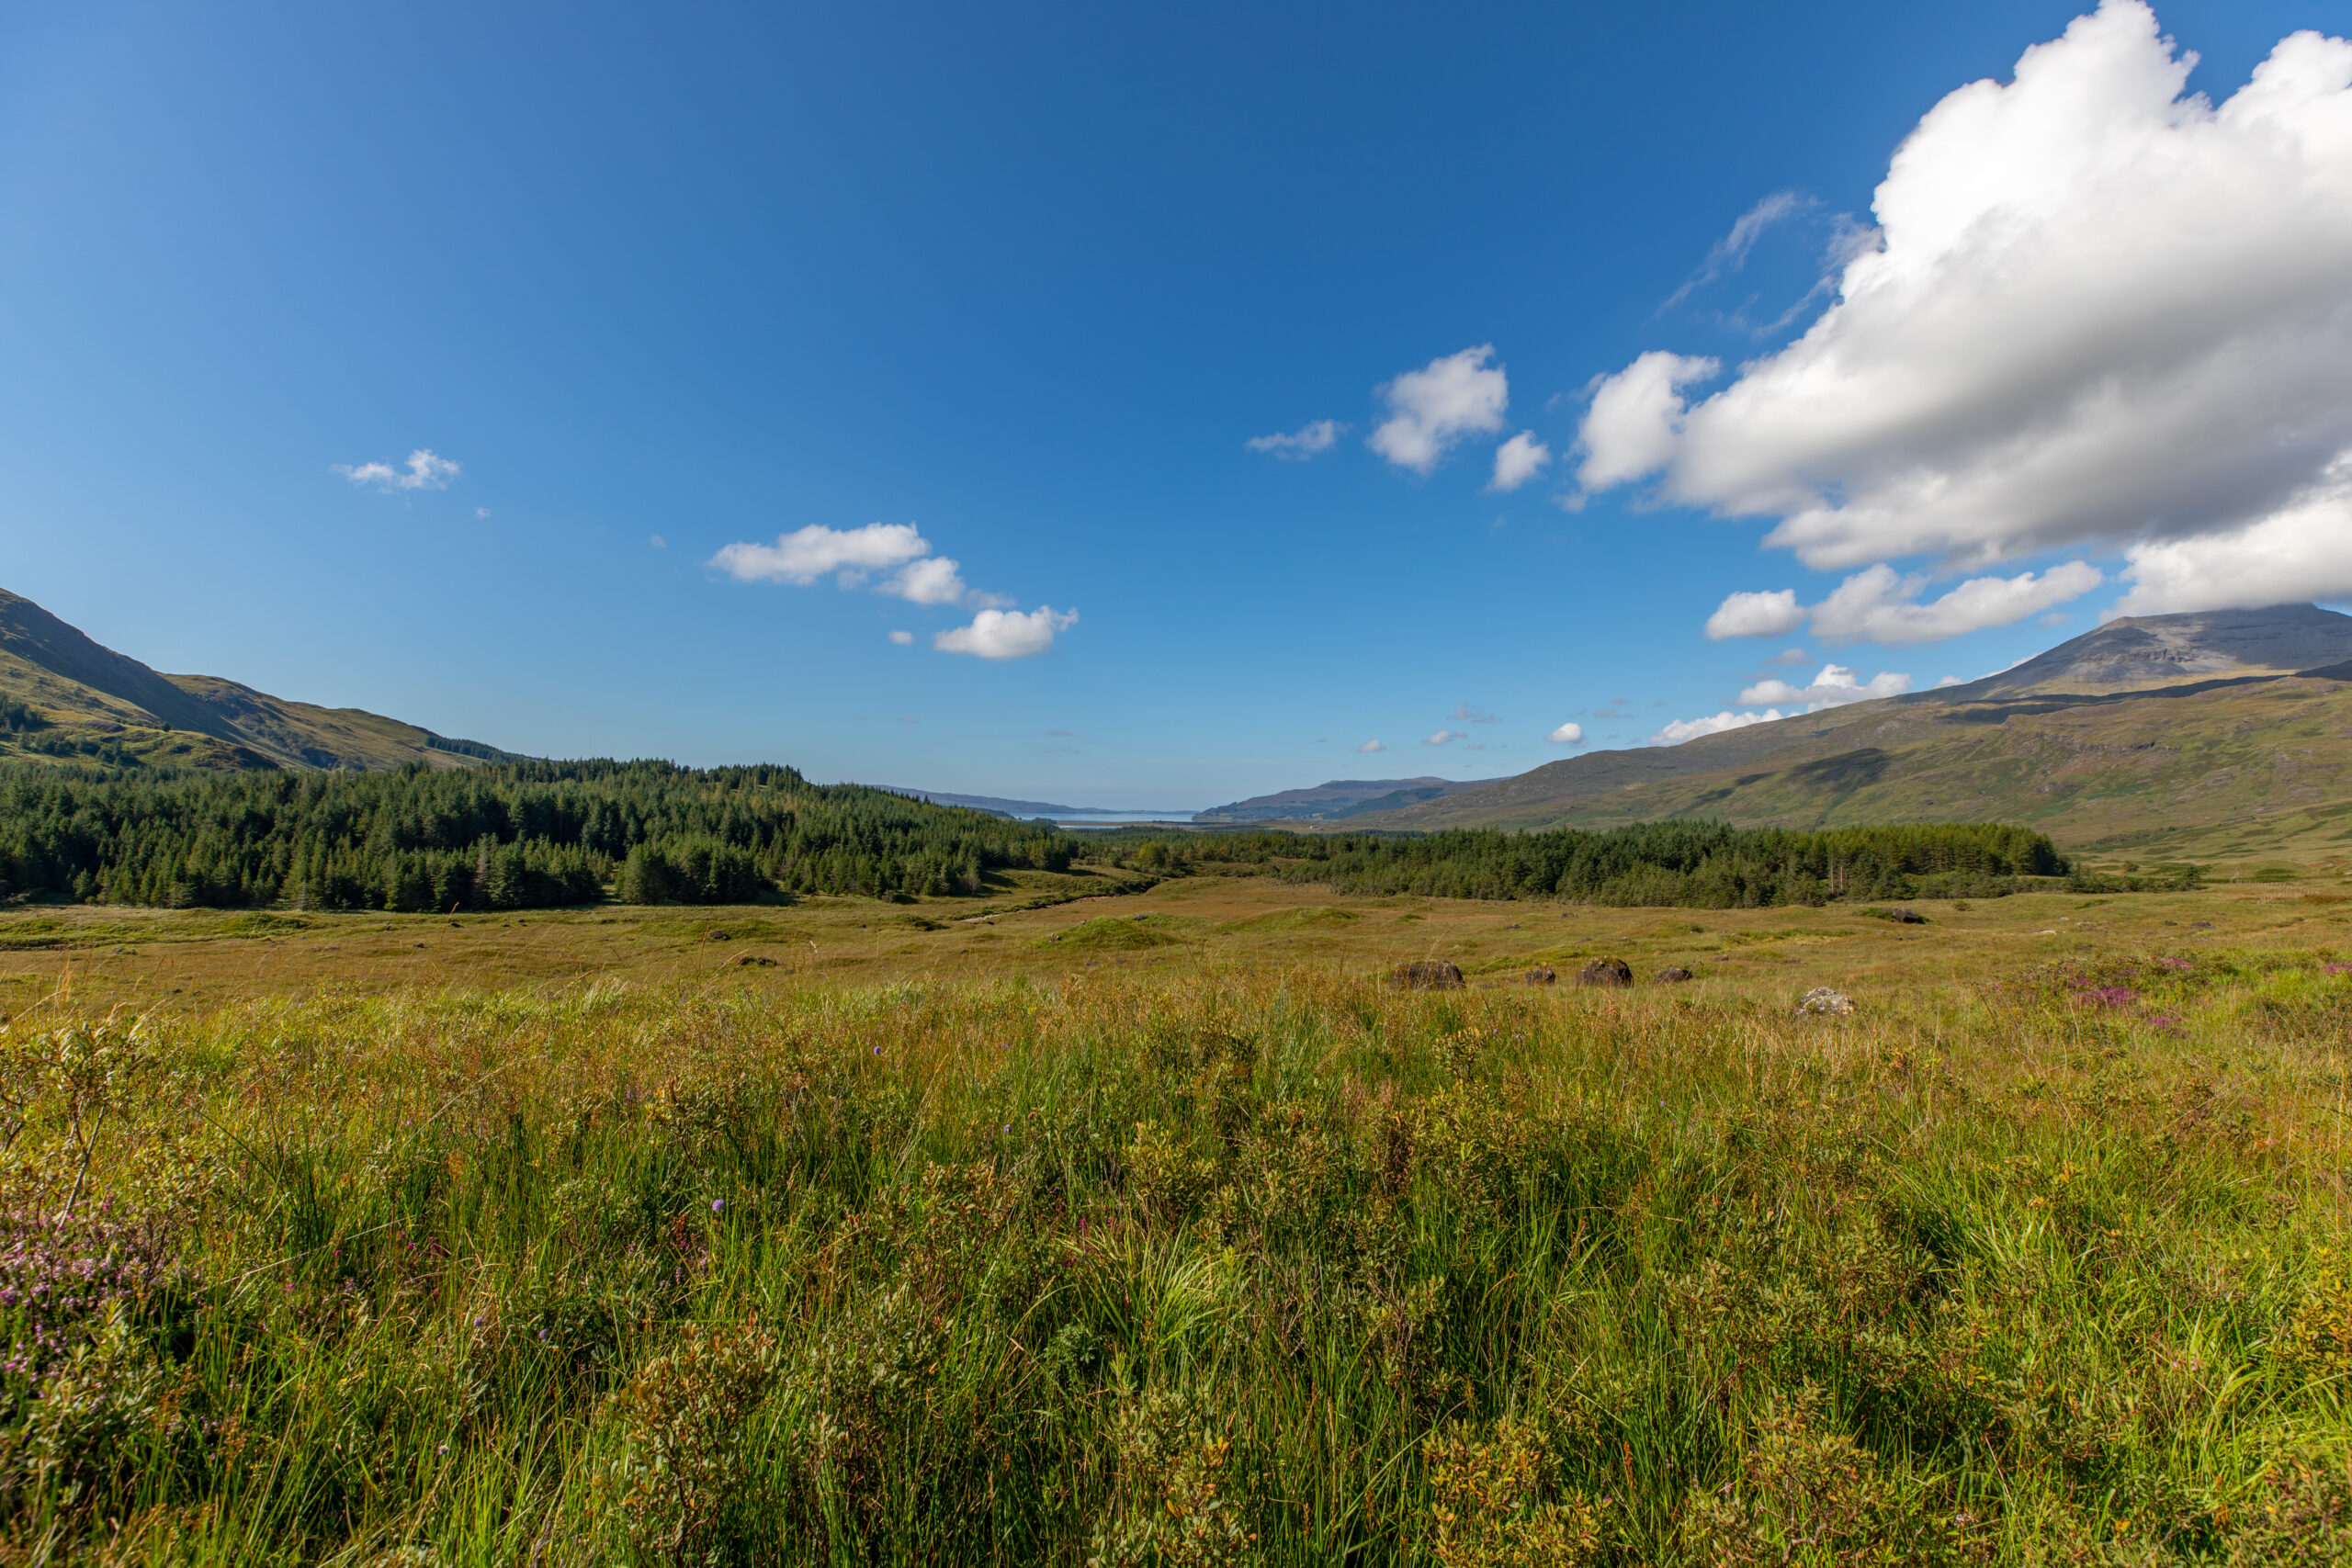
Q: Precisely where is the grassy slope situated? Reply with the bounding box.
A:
[3,874,2348,1562]
[0,587,508,772]
[1352,672,2352,855]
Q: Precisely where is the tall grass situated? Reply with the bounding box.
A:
[2,955,2347,1563]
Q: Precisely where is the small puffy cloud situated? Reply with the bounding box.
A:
[336,448,459,491]
[1453,704,1498,724]
[1246,419,1345,459]
[710,522,927,585]
[1489,431,1552,492]
[649,533,666,547]
[1651,708,1787,746]
[1358,739,1385,753]
[1369,345,1510,473]
[1810,561,2102,644]
[1547,722,1586,746]
[1575,3,2352,611]
[1704,588,1805,640]
[1576,352,1716,491]
[1737,662,1912,711]
[888,630,914,646]
[933,605,1078,660]
[1423,729,1467,747]
[1935,673,1965,688]
[882,556,970,605]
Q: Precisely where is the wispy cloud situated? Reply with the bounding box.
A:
[1657,189,1818,314]
[335,448,460,491]
[1423,729,1467,747]
[1453,704,1498,725]
[1246,419,1345,459]
[710,522,928,585]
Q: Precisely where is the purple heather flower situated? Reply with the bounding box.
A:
[711,1199,724,1213]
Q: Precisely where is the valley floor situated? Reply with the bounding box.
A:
[3,874,2349,1562]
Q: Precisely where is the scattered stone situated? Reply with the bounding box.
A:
[1883,906,1926,924]
[1795,987,1855,1017]
[1502,923,1521,931]
[2188,921,2215,931]
[707,930,731,942]
[1525,964,1557,985]
[1576,957,1633,987]
[735,953,776,967]
[1390,960,1464,991]
[1655,965,1693,984]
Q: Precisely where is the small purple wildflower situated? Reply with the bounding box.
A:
[711,1199,724,1213]
[2326,963,2352,976]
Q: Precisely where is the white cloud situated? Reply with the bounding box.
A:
[1489,431,1552,492]
[1453,704,1498,724]
[336,448,459,491]
[1809,561,2102,643]
[2115,463,2352,613]
[649,533,666,547]
[1737,662,1912,711]
[882,555,970,605]
[1246,419,1345,458]
[1935,673,1965,688]
[933,605,1077,660]
[710,522,928,585]
[1576,2,2352,615]
[1358,739,1385,753]
[1369,345,1510,473]
[1650,709,1787,746]
[1704,588,1806,640]
[1423,729,1467,746]
[888,630,914,646]
[1547,722,1586,746]
[1575,352,1717,491]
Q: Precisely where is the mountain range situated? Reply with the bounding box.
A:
[7,584,2351,863]
[0,588,520,772]
[1328,604,2352,862]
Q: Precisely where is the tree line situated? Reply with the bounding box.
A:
[1093,818,2079,906]
[0,761,1073,909]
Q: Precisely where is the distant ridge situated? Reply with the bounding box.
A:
[0,586,523,773]
[1195,775,1504,823]
[1338,603,2352,850]
[878,787,1197,818]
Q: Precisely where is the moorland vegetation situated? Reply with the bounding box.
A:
[0,931,2346,1562]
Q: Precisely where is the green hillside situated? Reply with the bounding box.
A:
[1355,668,2352,863]
[0,587,518,772]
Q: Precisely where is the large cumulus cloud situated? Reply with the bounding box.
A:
[1581,1,2352,622]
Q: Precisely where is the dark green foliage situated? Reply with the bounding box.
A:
[0,760,1076,909]
[1100,819,2070,907]
[0,696,40,733]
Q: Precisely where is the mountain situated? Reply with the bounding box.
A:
[1927,604,2352,699]
[1344,604,2352,855]
[1194,775,1505,823]
[0,587,521,772]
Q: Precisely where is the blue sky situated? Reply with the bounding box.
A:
[6,1,2348,807]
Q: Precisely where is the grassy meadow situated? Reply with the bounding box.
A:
[2,872,2351,1562]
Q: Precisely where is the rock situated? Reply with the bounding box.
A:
[735,953,775,967]
[1576,957,1633,987]
[707,930,731,942]
[1655,965,1693,984]
[1883,906,1926,923]
[2188,921,2215,931]
[1391,960,1464,991]
[1525,964,1557,985]
[1795,987,1856,1017]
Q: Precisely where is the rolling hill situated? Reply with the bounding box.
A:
[1342,604,2352,860]
[1193,775,1505,823]
[0,587,520,772]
